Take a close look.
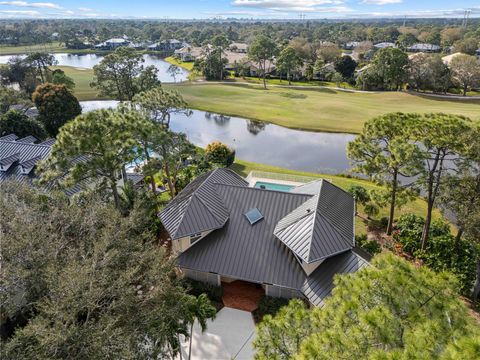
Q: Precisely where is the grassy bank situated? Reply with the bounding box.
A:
[231,159,448,236]
[164,56,195,71]
[166,83,480,133]
[51,66,102,101]
[58,65,479,134]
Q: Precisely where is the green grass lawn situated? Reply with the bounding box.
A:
[50,66,104,101]
[164,56,195,71]
[0,42,66,55]
[58,64,480,134]
[230,159,449,236]
[235,76,355,89]
[166,83,480,133]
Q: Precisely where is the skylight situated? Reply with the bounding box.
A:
[245,208,264,225]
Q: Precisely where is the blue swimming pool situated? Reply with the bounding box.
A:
[254,181,295,192]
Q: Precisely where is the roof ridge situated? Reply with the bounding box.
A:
[314,210,353,251]
[170,196,194,239]
[0,140,52,149]
[305,193,322,262]
[274,194,318,232]
[194,189,227,223]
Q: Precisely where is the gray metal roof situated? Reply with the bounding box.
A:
[161,172,364,305]
[302,248,370,307]
[0,134,52,186]
[275,180,355,263]
[159,168,248,240]
[177,184,311,289]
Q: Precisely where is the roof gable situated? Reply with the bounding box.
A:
[159,168,248,239]
[274,180,354,263]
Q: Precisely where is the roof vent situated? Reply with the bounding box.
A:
[245,208,264,225]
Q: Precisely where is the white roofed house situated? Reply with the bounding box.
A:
[159,168,370,308]
[407,43,441,53]
[95,38,130,50]
[229,42,248,53]
[374,42,397,49]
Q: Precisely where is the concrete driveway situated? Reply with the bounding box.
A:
[177,307,256,360]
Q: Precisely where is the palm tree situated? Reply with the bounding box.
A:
[185,294,216,360]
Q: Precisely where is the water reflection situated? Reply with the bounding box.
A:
[247,120,266,135]
[205,112,231,126]
[0,53,189,83]
[80,100,355,174]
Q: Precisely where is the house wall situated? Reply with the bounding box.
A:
[265,284,303,300]
[172,230,212,254]
[182,268,221,286]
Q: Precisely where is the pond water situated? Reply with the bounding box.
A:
[80,101,356,174]
[0,53,189,83]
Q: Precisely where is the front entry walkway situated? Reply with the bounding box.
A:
[222,280,264,312]
[177,307,256,360]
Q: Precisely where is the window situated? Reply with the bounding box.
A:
[244,208,264,225]
[190,233,202,245]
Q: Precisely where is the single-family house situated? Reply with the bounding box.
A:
[95,38,130,50]
[407,43,441,53]
[343,41,360,50]
[229,42,248,53]
[149,39,186,52]
[373,42,396,49]
[159,168,369,307]
[0,134,143,194]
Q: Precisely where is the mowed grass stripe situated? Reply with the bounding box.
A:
[166,83,480,133]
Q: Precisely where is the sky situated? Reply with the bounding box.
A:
[0,0,479,19]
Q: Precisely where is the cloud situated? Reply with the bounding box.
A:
[78,7,93,12]
[0,9,39,15]
[0,1,60,9]
[233,0,349,12]
[361,0,402,5]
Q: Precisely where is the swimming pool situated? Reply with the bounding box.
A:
[254,181,295,192]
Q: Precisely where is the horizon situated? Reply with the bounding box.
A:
[0,1,478,20]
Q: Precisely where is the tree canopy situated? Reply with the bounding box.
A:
[91,47,160,101]
[0,183,195,359]
[254,253,480,360]
[32,83,82,137]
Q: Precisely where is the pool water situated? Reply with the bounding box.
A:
[254,181,295,192]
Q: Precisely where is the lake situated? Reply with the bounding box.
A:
[0,53,190,83]
[80,101,356,174]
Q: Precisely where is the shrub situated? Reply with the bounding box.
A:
[368,216,389,232]
[393,213,449,254]
[393,214,477,296]
[253,295,290,323]
[355,234,382,255]
[184,278,223,303]
[205,141,235,167]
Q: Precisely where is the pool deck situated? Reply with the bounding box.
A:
[246,175,303,188]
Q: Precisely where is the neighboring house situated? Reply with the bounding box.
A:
[223,51,248,70]
[373,42,396,49]
[149,39,186,52]
[407,43,441,53]
[244,60,276,77]
[343,41,360,50]
[174,45,203,62]
[95,38,130,50]
[229,42,248,53]
[159,168,369,307]
[0,134,143,195]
